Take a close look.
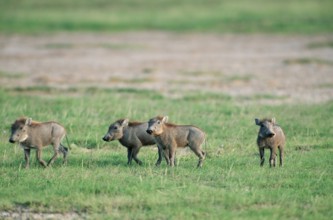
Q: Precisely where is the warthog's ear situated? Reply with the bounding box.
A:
[271,117,276,124]
[25,118,32,126]
[162,116,168,123]
[122,119,129,127]
[255,118,261,126]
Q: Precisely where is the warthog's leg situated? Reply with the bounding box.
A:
[163,148,170,165]
[36,148,47,167]
[23,148,31,169]
[269,148,277,167]
[155,145,163,166]
[279,146,284,167]
[174,155,178,166]
[189,145,205,168]
[59,144,68,165]
[127,148,133,165]
[259,148,265,166]
[132,147,143,165]
[47,142,61,166]
[198,151,206,168]
[169,146,177,167]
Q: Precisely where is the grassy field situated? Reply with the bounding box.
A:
[1,0,333,34]
[0,87,332,219]
[0,1,332,218]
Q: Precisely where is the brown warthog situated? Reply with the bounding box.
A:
[9,117,68,168]
[146,116,206,168]
[255,118,285,167]
[102,118,163,166]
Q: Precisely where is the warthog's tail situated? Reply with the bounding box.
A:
[203,136,207,157]
[65,135,71,150]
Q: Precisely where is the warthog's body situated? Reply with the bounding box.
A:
[146,116,206,168]
[9,117,68,168]
[103,119,162,165]
[255,118,285,167]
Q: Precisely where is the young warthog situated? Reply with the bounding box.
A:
[146,116,206,168]
[102,119,163,166]
[255,118,285,167]
[9,117,68,168]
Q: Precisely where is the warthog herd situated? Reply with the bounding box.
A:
[8,116,285,168]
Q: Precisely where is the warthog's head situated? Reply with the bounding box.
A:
[9,117,32,143]
[255,118,276,138]
[102,119,129,142]
[146,116,168,136]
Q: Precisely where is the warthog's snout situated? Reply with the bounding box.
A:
[9,138,15,143]
[102,136,109,142]
[267,132,275,138]
[146,129,153,135]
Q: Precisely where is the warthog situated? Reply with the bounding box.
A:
[102,118,163,166]
[9,117,68,168]
[146,116,206,168]
[255,118,285,167]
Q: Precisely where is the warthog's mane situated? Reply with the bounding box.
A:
[128,121,143,126]
[13,117,55,128]
[116,119,143,127]
[165,122,177,127]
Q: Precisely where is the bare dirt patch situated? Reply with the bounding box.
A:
[1,210,83,220]
[0,32,332,103]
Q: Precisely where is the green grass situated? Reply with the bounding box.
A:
[0,0,332,34]
[284,58,333,66]
[0,87,332,219]
[0,71,26,79]
[307,40,333,49]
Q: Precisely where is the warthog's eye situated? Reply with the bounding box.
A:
[114,126,118,130]
[20,127,23,130]
[157,121,160,124]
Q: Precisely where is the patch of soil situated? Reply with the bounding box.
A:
[0,210,83,220]
[0,32,333,103]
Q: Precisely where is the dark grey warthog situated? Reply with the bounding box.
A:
[9,117,68,168]
[146,116,206,168]
[102,119,163,166]
[255,118,285,167]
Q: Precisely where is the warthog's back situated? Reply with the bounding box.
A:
[28,121,66,145]
[166,124,205,147]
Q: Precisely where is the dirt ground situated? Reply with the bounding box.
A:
[0,32,332,103]
[0,210,82,220]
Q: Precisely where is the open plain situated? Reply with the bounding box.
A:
[0,0,332,219]
[1,33,333,103]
